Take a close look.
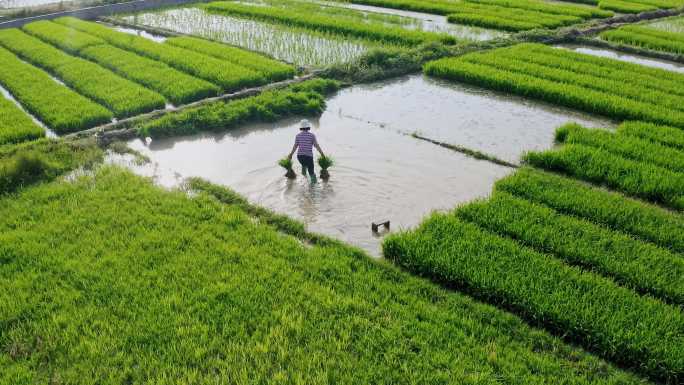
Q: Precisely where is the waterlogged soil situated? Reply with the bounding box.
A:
[120,75,616,254]
[114,26,167,43]
[558,45,684,74]
[335,75,614,164]
[120,7,372,67]
[311,0,507,41]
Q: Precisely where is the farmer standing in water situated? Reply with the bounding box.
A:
[288,119,325,183]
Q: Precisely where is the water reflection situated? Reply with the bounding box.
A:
[558,45,684,74]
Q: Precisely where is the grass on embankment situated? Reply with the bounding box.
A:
[383,209,684,383]
[137,79,341,138]
[497,167,684,254]
[0,138,102,195]
[0,166,651,384]
[456,191,684,304]
[424,43,684,127]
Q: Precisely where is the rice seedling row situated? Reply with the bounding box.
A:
[0,93,44,145]
[496,167,684,254]
[456,190,684,304]
[601,25,684,55]
[382,209,683,383]
[80,44,220,106]
[0,166,651,384]
[139,79,340,138]
[165,36,296,82]
[0,46,111,133]
[2,27,165,119]
[562,0,681,13]
[55,17,270,92]
[523,143,684,210]
[557,123,684,172]
[648,14,684,34]
[324,0,611,31]
[424,43,684,126]
[22,19,103,54]
[618,121,684,150]
[204,1,457,45]
[458,50,684,114]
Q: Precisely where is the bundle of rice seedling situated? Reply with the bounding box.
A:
[318,155,334,180]
[278,157,296,179]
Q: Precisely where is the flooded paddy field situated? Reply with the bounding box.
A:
[118,7,373,67]
[122,74,613,254]
[558,45,684,73]
[646,15,684,34]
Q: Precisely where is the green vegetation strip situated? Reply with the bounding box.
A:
[0,46,111,134]
[80,44,220,106]
[139,79,340,138]
[457,191,684,304]
[424,43,684,127]
[619,121,684,151]
[601,25,684,55]
[204,1,457,45]
[22,19,103,54]
[383,210,684,383]
[2,28,165,119]
[0,96,43,146]
[557,123,684,172]
[165,36,296,83]
[0,166,651,384]
[497,167,684,254]
[0,138,101,194]
[565,0,684,12]
[328,0,611,31]
[54,17,267,92]
[524,143,684,210]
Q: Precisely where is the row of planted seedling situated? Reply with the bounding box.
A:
[601,24,684,55]
[425,43,684,127]
[0,17,296,141]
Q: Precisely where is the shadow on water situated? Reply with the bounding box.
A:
[125,74,614,256]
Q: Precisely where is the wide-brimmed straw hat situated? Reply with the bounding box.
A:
[299,119,311,130]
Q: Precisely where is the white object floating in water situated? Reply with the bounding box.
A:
[145,137,152,146]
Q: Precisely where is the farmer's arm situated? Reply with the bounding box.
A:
[288,139,298,158]
[314,137,325,157]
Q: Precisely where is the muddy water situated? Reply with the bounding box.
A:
[330,75,614,164]
[127,116,512,256]
[120,8,372,67]
[122,75,615,255]
[558,45,684,74]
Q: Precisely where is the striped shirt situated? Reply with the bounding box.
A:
[295,131,317,157]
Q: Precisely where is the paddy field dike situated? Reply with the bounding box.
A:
[1,0,683,383]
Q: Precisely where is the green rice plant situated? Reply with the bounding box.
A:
[497,44,684,98]
[618,121,684,150]
[22,19,104,54]
[0,166,653,384]
[278,157,296,178]
[459,50,684,114]
[0,151,58,195]
[54,17,267,92]
[447,13,540,32]
[601,25,684,55]
[496,167,684,254]
[204,1,457,46]
[424,43,684,126]
[139,79,340,138]
[598,0,657,13]
[456,191,684,304]
[0,95,44,145]
[449,3,584,27]
[523,144,684,210]
[383,212,684,383]
[1,28,166,118]
[318,154,334,179]
[0,46,112,133]
[556,123,684,172]
[166,36,296,83]
[469,0,612,17]
[80,44,220,105]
